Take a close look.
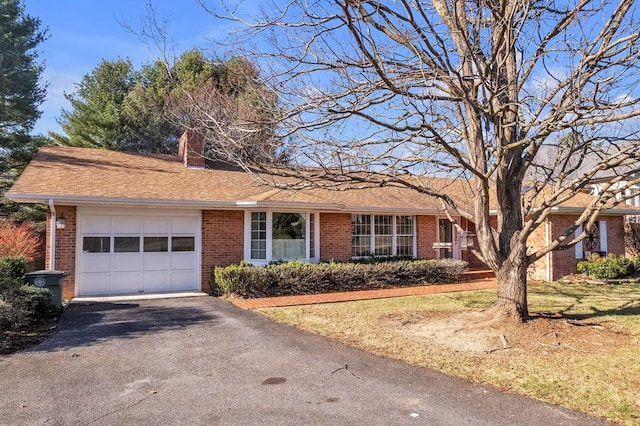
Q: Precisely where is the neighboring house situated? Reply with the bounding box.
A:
[590,174,640,223]
[6,132,637,299]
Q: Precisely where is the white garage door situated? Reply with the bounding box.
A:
[77,210,200,296]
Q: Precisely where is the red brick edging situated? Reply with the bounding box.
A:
[228,278,497,310]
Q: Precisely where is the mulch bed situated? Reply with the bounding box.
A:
[0,317,58,355]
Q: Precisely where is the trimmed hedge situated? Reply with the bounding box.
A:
[576,254,638,280]
[0,286,55,329]
[1,256,56,329]
[211,259,468,298]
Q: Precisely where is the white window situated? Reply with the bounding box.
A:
[351,214,416,257]
[245,211,319,264]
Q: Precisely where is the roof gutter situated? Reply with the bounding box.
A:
[7,193,449,215]
[48,199,56,271]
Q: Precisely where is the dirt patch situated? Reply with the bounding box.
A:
[0,317,58,355]
[383,310,635,355]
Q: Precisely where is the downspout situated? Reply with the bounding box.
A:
[48,199,56,271]
[545,217,551,282]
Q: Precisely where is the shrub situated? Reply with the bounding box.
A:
[212,258,468,298]
[0,221,41,262]
[0,286,55,329]
[0,256,27,280]
[0,255,55,329]
[576,254,634,280]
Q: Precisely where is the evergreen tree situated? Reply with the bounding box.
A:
[0,0,48,222]
[0,0,47,136]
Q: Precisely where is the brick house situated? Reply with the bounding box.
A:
[7,133,636,299]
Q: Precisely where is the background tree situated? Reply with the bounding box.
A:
[53,49,282,160]
[205,0,640,321]
[0,0,48,223]
[164,50,285,164]
[51,58,181,153]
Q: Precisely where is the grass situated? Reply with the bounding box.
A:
[258,282,640,425]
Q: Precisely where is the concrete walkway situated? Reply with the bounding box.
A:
[230,275,498,310]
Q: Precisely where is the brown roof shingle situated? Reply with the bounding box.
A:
[7,146,637,215]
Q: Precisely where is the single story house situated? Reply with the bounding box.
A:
[6,132,637,299]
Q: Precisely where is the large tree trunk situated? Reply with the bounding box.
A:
[493,236,529,321]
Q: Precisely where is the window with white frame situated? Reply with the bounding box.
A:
[247,211,318,263]
[396,216,414,256]
[250,212,267,259]
[374,215,393,256]
[352,215,372,256]
[351,214,415,257]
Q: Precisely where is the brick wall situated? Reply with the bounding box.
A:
[527,220,549,281]
[319,213,352,261]
[46,206,77,299]
[461,220,486,268]
[547,214,626,281]
[201,210,244,291]
[416,215,437,259]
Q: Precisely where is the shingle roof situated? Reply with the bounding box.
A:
[7,146,638,215]
[7,146,467,213]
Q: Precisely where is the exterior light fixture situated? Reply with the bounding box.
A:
[460,231,475,249]
[56,214,66,230]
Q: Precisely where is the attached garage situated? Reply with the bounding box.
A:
[76,209,201,296]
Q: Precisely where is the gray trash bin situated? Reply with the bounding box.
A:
[25,270,69,311]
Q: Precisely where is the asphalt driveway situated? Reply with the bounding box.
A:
[0,297,608,425]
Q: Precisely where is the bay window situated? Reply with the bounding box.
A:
[352,214,415,257]
[246,211,318,264]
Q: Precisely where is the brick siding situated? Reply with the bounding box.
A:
[45,206,77,299]
[416,215,437,259]
[531,214,628,282]
[201,210,244,291]
[319,213,352,261]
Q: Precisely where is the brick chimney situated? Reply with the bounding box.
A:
[178,130,206,168]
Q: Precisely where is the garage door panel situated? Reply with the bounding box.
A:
[81,254,111,272]
[171,253,196,270]
[82,215,111,233]
[143,271,171,292]
[111,272,141,293]
[112,254,142,272]
[80,273,112,295]
[144,217,171,234]
[171,271,197,289]
[172,216,198,234]
[113,216,141,233]
[143,253,170,271]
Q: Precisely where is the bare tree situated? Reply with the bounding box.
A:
[198,0,640,321]
[165,53,286,164]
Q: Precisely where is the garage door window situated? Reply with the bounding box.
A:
[83,236,110,253]
[171,236,195,252]
[144,237,169,252]
[114,236,140,253]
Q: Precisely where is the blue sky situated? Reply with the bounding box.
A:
[25,0,235,136]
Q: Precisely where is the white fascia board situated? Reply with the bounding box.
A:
[8,193,462,215]
[6,194,240,209]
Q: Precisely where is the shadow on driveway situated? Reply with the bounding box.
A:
[32,298,218,352]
